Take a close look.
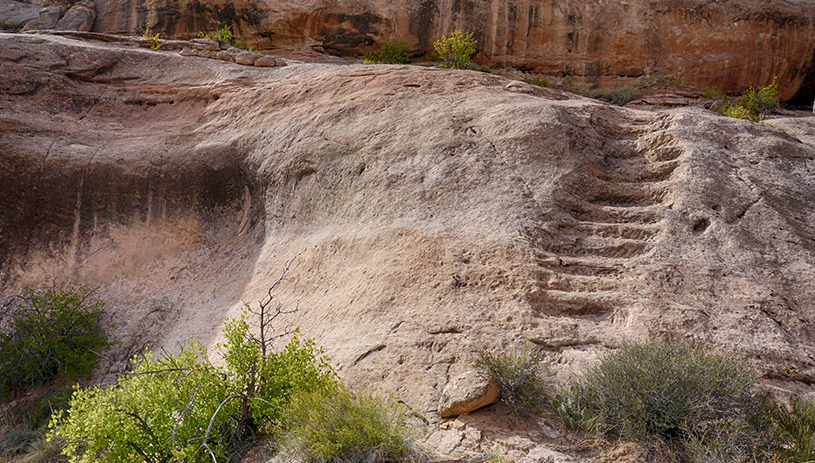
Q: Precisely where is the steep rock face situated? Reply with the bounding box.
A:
[82,0,815,100]
[3,32,815,422]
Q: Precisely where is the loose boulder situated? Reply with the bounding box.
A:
[55,0,95,32]
[439,371,500,418]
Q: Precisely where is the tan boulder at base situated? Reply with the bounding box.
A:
[439,371,500,418]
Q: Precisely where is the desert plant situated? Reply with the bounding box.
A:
[524,77,549,87]
[0,286,109,400]
[433,29,477,69]
[475,342,550,416]
[49,313,337,463]
[556,337,769,457]
[365,37,412,65]
[277,386,423,463]
[142,24,160,51]
[719,77,779,122]
[772,398,815,463]
[199,24,234,43]
[590,85,639,106]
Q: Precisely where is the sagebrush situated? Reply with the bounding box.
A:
[277,386,424,463]
[556,337,771,459]
[475,342,550,416]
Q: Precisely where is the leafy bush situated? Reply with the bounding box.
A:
[475,342,550,416]
[772,398,815,463]
[590,85,639,106]
[49,315,336,463]
[556,337,769,456]
[142,24,160,51]
[277,386,423,463]
[365,38,412,65]
[433,30,477,69]
[0,286,109,399]
[719,77,779,122]
[199,24,234,43]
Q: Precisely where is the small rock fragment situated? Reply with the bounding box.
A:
[179,47,197,56]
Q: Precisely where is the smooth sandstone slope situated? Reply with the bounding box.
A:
[2,32,815,421]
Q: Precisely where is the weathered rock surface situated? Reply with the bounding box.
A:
[3,0,813,100]
[3,32,815,458]
[55,0,95,32]
[21,5,67,31]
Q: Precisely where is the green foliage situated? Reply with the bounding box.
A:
[475,342,550,416]
[199,24,234,43]
[475,64,491,73]
[556,337,769,457]
[277,386,423,463]
[590,85,639,106]
[433,29,477,69]
[772,398,815,463]
[142,24,160,51]
[524,77,549,87]
[365,38,412,65]
[0,286,109,399]
[49,314,336,463]
[719,77,779,122]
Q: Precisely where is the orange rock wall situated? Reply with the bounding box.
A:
[90,0,815,100]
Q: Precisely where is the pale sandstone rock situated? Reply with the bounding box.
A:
[189,38,219,51]
[439,371,499,418]
[55,1,95,32]
[215,50,233,62]
[3,32,815,458]
[253,55,278,67]
[234,51,260,65]
[178,47,196,56]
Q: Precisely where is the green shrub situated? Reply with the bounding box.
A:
[475,64,491,73]
[475,342,550,416]
[718,77,779,122]
[277,386,423,463]
[524,77,549,87]
[556,338,769,455]
[433,29,477,69]
[590,85,639,106]
[199,24,234,43]
[365,38,412,65]
[48,314,337,463]
[772,398,815,463]
[142,24,160,51]
[0,286,109,399]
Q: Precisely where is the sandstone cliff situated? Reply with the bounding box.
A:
[3,32,815,458]
[3,0,814,101]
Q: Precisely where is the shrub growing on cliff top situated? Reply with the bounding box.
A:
[0,286,109,399]
[365,37,412,65]
[433,29,476,70]
[719,77,779,122]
